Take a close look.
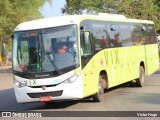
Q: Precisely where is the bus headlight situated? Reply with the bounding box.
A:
[65,72,81,84]
[14,80,26,88]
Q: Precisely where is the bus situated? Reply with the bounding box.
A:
[4,14,159,103]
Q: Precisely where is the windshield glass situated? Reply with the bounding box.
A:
[13,25,79,76]
[42,25,78,73]
[13,31,41,72]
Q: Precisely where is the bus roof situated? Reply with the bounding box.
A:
[14,14,154,31]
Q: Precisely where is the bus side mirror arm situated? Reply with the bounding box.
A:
[2,35,13,43]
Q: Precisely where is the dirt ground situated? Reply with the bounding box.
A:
[0,66,12,74]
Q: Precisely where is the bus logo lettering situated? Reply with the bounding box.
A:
[115,50,119,64]
[33,79,36,85]
[104,50,108,65]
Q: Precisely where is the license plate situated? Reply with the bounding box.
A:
[40,96,52,102]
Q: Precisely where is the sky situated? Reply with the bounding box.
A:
[40,0,66,18]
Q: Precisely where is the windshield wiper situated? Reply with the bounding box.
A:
[44,50,61,75]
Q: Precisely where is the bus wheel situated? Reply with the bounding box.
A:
[135,66,145,87]
[92,77,104,102]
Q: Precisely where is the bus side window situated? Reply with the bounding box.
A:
[147,25,156,44]
[119,24,132,47]
[109,24,122,47]
[91,22,110,51]
[130,24,142,45]
[141,24,149,44]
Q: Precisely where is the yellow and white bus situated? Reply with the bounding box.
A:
[8,14,159,103]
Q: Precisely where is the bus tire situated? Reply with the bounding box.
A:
[135,66,145,87]
[92,76,104,102]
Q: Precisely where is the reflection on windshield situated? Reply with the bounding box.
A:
[13,31,41,72]
[42,25,78,72]
[12,25,79,74]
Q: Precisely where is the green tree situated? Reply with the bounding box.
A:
[154,0,160,8]
[62,0,160,32]
[0,0,51,45]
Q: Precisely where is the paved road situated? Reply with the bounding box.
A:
[0,70,160,119]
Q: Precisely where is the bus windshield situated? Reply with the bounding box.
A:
[12,25,79,77]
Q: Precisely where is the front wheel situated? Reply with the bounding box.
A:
[135,66,145,87]
[92,77,104,102]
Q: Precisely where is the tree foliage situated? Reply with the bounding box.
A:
[0,0,51,41]
[62,0,160,32]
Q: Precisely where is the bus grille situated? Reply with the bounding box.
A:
[27,90,63,98]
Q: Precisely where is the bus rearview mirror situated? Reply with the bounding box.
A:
[1,35,13,57]
[84,32,90,45]
[1,43,6,57]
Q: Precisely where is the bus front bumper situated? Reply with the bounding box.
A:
[14,77,83,103]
